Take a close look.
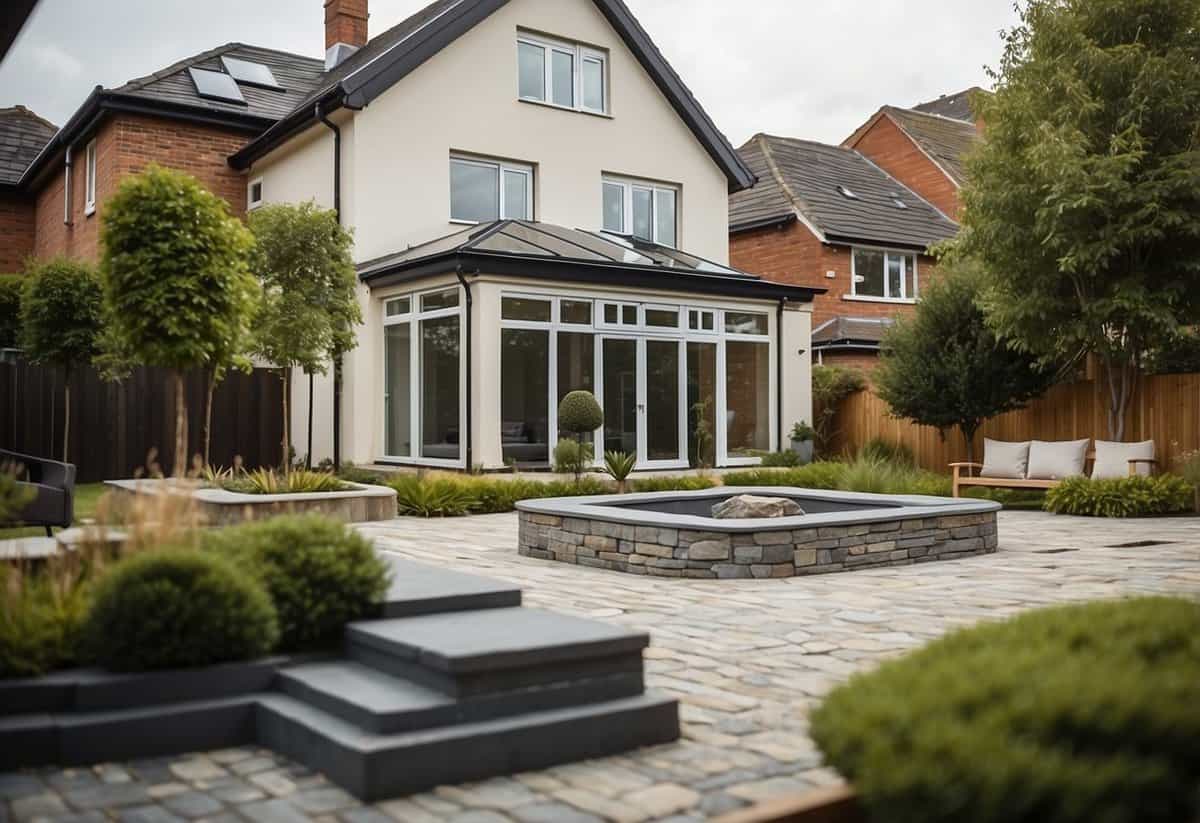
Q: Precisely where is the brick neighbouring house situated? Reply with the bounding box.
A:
[728,133,958,369]
[0,106,57,272]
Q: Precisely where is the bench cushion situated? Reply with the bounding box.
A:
[980,439,1031,479]
[1092,440,1155,480]
[1027,439,1090,480]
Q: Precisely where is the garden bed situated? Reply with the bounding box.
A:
[105,478,397,525]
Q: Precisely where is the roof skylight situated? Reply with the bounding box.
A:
[836,185,858,200]
[220,56,282,89]
[188,68,246,104]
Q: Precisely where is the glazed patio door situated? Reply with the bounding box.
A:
[597,336,686,470]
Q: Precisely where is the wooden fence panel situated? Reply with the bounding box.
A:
[0,356,283,482]
[829,373,1200,473]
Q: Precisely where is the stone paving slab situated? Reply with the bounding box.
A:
[4,511,1198,822]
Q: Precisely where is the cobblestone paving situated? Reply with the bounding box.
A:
[5,511,1197,822]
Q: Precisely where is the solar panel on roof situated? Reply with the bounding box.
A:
[221,56,281,89]
[188,68,245,104]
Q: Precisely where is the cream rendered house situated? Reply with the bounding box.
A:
[231,0,818,472]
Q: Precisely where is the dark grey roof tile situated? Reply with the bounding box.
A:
[883,106,979,185]
[0,106,57,185]
[911,86,990,123]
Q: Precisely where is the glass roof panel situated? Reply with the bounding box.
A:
[188,68,245,104]
[529,223,656,266]
[221,56,281,89]
[481,222,611,261]
[472,229,553,257]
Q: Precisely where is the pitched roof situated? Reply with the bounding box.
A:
[729,134,959,250]
[230,0,755,191]
[911,86,987,123]
[881,106,979,186]
[0,106,57,187]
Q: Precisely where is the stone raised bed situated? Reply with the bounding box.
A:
[518,487,1000,579]
[105,479,397,525]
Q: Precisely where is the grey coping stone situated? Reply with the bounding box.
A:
[160,790,225,818]
[346,608,649,674]
[380,556,521,618]
[0,536,59,560]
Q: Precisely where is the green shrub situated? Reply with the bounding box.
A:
[759,450,803,468]
[859,437,916,468]
[0,275,22,349]
[1044,475,1193,517]
[724,461,846,490]
[553,438,594,476]
[201,515,389,652]
[629,475,719,493]
[557,390,603,435]
[215,468,353,495]
[963,486,1047,509]
[604,451,637,489]
[724,458,951,497]
[85,551,278,672]
[812,597,1200,823]
[0,568,90,678]
[335,462,387,485]
[789,421,816,442]
[389,475,478,517]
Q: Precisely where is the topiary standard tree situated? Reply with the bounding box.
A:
[100,164,258,476]
[957,0,1200,440]
[19,259,104,462]
[875,262,1056,465]
[248,202,361,473]
[557,390,603,483]
[0,275,22,350]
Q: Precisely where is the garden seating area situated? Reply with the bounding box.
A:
[951,437,1159,496]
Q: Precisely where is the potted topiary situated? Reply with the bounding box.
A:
[557,391,603,483]
[790,421,816,464]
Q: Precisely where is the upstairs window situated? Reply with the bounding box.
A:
[247,177,264,210]
[602,176,678,247]
[84,140,97,216]
[450,155,533,223]
[851,248,918,301]
[518,33,608,115]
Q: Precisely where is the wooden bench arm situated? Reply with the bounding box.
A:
[948,462,983,469]
[1128,457,1159,477]
[1128,458,1158,465]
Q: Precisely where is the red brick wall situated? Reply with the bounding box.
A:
[815,350,881,373]
[848,116,961,219]
[729,219,937,328]
[0,192,35,272]
[32,114,251,264]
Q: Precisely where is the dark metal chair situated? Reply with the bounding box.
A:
[1,449,76,536]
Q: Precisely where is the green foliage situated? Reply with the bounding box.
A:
[1044,474,1193,517]
[725,457,951,497]
[557,391,604,435]
[0,275,23,349]
[957,0,1200,440]
[1144,329,1200,375]
[0,567,90,678]
[724,462,847,491]
[875,263,1055,461]
[962,486,1047,510]
[859,437,916,468]
[389,475,479,517]
[85,551,278,672]
[211,467,353,495]
[603,451,637,485]
[756,450,803,468]
[200,515,389,651]
[628,475,719,493]
[553,438,594,476]
[811,597,1200,823]
[330,461,387,485]
[19,258,103,373]
[789,421,816,442]
[0,468,34,523]
[811,365,866,455]
[1177,450,1200,488]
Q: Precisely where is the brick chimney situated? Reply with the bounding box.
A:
[325,0,368,68]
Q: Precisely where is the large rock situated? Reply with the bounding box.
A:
[711,494,805,520]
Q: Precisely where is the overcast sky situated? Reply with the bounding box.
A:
[0,0,1018,147]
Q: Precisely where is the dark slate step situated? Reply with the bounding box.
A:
[256,690,679,801]
[380,556,521,618]
[345,607,649,698]
[278,660,645,734]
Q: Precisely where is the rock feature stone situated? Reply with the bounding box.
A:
[711,495,805,520]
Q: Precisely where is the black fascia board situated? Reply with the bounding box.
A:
[729,213,797,235]
[360,250,823,303]
[822,232,935,254]
[228,86,345,170]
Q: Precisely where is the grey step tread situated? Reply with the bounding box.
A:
[346,607,649,674]
[380,556,521,618]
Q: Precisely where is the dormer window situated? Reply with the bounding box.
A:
[517,32,608,115]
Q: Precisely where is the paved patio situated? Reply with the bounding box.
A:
[3,511,1197,822]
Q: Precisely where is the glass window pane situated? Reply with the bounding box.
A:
[702,312,715,331]
[622,305,637,325]
[502,296,551,322]
[854,249,886,297]
[450,160,499,223]
[887,254,903,299]
[603,182,624,233]
[502,328,550,465]
[557,331,594,402]
[386,297,411,317]
[646,339,680,461]
[632,188,653,241]
[645,308,679,328]
[552,50,574,107]
[603,303,618,324]
[726,341,770,457]
[518,42,545,100]
[384,323,411,458]
[502,169,529,219]
[654,189,676,247]
[561,299,592,325]
[725,312,768,335]
[422,289,459,312]
[906,255,918,299]
[583,57,604,111]
[420,315,461,460]
[687,341,717,468]
[602,338,637,455]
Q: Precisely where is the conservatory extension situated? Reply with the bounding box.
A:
[353,221,819,472]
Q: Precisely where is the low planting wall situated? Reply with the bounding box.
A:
[106,480,398,525]
[519,511,998,579]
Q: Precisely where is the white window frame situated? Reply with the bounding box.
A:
[380,285,467,469]
[247,177,264,210]
[517,32,608,115]
[848,246,919,303]
[601,175,679,247]
[84,140,97,216]
[449,155,534,224]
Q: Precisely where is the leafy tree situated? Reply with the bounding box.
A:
[19,259,104,461]
[248,202,360,472]
[957,0,1200,439]
[0,276,23,349]
[100,164,258,476]
[557,390,603,483]
[875,263,1056,464]
[811,365,865,457]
